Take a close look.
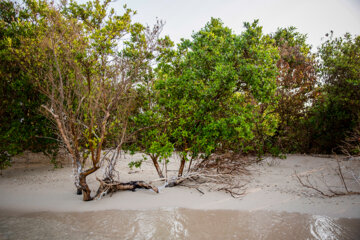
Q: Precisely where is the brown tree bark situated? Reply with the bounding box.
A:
[79,174,92,201]
[178,156,186,177]
[79,166,99,201]
[151,154,164,178]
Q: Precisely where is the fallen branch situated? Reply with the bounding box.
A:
[94,177,159,200]
[217,186,246,198]
[295,172,335,197]
[196,188,204,195]
[295,157,360,198]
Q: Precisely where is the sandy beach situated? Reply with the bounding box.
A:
[1,153,360,239]
[0,152,359,218]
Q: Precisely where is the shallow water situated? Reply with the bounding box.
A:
[0,209,359,240]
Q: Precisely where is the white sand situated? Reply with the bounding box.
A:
[0,152,359,218]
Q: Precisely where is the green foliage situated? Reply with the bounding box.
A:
[135,18,279,167]
[309,32,360,152]
[17,0,138,156]
[124,22,174,169]
[8,1,168,197]
[0,0,58,170]
[128,159,144,169]
[2,0,360,179]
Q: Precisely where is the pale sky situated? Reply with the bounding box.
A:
[78,0,360,50]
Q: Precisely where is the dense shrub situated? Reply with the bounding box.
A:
[0,0,58,170]
[308,33,360,153]
[270,27,317,153]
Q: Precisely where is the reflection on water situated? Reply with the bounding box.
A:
[309,215,356,240]
[0,209,359,240]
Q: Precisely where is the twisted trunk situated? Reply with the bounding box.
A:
[79,174,92,201]
[79,166,99,201]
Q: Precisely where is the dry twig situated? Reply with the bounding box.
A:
[178,153,253,197]
[295,157,360,198]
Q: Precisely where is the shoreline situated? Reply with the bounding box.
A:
[2,208,360,240]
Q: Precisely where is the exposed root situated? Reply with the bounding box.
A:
[194,153,255,175]
[196,153,253,197]
[94,177,159,200]
[155,153,252,198]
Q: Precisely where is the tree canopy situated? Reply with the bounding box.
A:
[1,0,359,199]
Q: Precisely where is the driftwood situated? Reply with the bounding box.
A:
[94,177,158,200]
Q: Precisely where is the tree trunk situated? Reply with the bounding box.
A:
[151,155,164,178]
[78,166,100,201]
[74,158,83,195]
[178,155,186,177]
[79,174,92,201]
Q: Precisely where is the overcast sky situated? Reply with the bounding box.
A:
[79,0,360,50]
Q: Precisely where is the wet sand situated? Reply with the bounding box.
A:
[0,152,359,239]
[1,209,360,240]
